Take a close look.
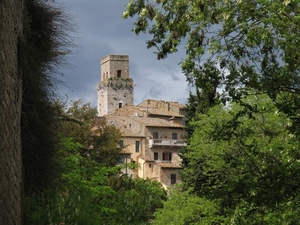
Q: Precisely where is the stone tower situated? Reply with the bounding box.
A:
[97,54,134,116]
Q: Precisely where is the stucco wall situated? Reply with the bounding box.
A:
[160,168,182,187]
[148,149,181,164]
[146,127,185,141]
[122,137,146,161]
[145,127,185,159]
[138,158,145,178]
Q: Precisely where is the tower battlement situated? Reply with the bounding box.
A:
[101,54,129,63]
[97,54,134,116]
[100,54,129,81]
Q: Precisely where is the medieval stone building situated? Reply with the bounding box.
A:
[97,54,134,116]
[97,54,186,188]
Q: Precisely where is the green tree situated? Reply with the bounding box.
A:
[109,176,167,224]
[24,99,122,224]
[153,190,222,225]
[21,0,75,196]
[56,99,123,167]
[25,136,119,225]
[123,2,300,223]
[183,94,300,223]
[123,0,300,131]
[25,100,167,224]
[55,100,97,145]
[181,61,222,170]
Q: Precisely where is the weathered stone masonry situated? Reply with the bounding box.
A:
[0,0,24,224]
[97,55,134,116]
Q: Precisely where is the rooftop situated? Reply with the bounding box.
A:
[105,115,145,137]
[155,162,182,169]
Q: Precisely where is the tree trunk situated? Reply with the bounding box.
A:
[0,0,24,224]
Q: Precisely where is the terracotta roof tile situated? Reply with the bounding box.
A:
[129,116,184,128]
[105,115,145,137]
[155,162,182,168]
[140,107,184,117]
[138,155,155,161]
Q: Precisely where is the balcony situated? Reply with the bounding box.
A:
[149,139,186,148]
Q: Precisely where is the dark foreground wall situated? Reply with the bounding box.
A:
[0,0,24,224]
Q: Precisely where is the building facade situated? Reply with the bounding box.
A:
[97,54,186,188]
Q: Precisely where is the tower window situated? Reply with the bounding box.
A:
[171,174,176,184]
[153,132,158,139]
[117,70,122,78]
[119,102,123,108]
[172,133,177,140]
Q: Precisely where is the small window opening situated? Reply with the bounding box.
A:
[154,152,158,160]
[171,174,176,184]
[135,141,140,152]
[153,132,158,139]
[119,102,123,108]
[117,70,122,78]
[172,133,177,140]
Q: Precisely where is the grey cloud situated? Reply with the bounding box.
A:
[56,0,189,106]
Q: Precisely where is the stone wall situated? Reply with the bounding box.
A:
[0,0,24,224]
[138,99,185,115]
[100,54,129,80]
[98,81,134,116]
[97,54,134,116]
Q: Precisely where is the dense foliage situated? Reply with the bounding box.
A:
[22,1,167,223]
[184,94,300,223]
[21,0,74,195]
[124,0,300,223]
[25,100,167,224]
[153,190,222,225]
[123,0,300,118]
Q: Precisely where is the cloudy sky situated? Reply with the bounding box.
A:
[55,0,191,107]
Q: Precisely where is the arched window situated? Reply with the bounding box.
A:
[153,132,158,139]
[172,132,177,140]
